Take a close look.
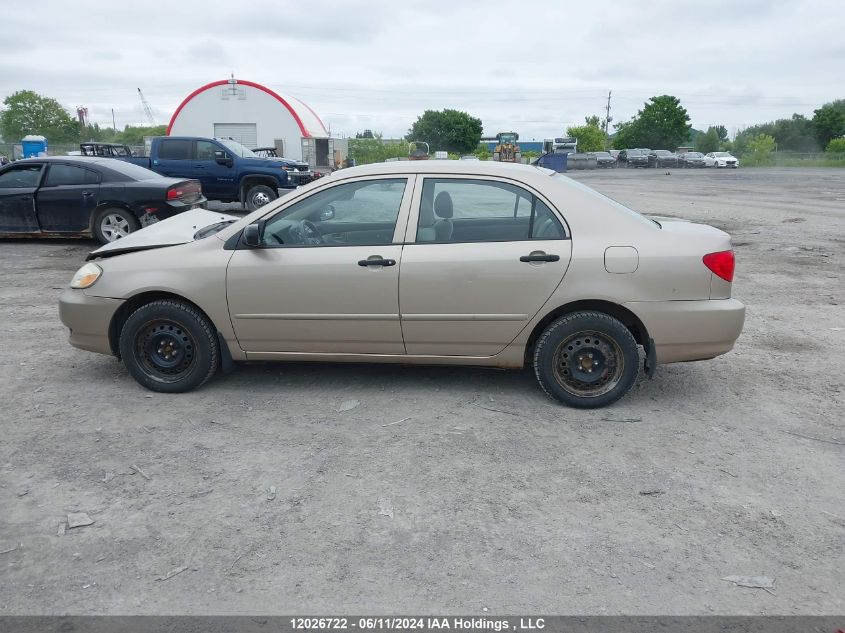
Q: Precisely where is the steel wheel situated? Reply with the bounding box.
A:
[552,330,625,398]
[533,311,640,408]
[119,299,219,393]
[134,319,196,383]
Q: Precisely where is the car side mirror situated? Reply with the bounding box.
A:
[215,151,233,167]
[242,222,263,247]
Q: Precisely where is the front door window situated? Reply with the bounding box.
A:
[261,178,407,247]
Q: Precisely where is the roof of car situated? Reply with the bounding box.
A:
[333,160,552,178]
[14,156,112,166]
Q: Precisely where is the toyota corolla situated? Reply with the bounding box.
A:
[59,161,745,408]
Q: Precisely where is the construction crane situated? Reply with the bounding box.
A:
[137,88,156,126]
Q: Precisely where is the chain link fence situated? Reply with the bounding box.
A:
[0,142,148,160]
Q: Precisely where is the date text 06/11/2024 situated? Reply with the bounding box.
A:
[289,617,547,631]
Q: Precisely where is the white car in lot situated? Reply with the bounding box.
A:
[706,152,739,168]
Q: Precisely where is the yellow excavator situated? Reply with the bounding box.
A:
[493,132,521,162]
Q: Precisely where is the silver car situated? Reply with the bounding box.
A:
[60,161,745,408]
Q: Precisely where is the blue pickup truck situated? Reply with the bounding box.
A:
[123,136,312,210]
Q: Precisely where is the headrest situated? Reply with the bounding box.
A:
[418,187,435,227]
[434,191,453,219]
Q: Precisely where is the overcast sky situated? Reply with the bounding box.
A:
[1,0,841,140]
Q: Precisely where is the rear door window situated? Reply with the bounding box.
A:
[415,178,565,243]
[44,164,94,187]
[158,139,192,160]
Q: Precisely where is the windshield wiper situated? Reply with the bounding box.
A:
[193,220,236,240]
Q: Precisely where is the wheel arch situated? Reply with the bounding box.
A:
[239,174,282,202]
[524,299,650,365]
[90,202,140,230]
[108,290,220,358]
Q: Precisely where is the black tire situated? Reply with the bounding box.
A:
[119,299,219,393]
[92,207,140,244]
[245,184,277,211]
[533,311,639,408]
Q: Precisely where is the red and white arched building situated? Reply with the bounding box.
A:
[166,77,338,168]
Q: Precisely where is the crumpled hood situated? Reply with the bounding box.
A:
[88,209,238,260]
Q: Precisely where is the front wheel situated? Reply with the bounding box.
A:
[533,311,640,408]
[119,299,219,393]
[245,184,278,211]
[92,207,140,244]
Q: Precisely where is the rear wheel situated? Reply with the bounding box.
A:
[533,311,639,408]
[92,207,140,244]
[245,184,277,211]
[119,299,219,393]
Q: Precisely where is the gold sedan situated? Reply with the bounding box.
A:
[60,161,745,408]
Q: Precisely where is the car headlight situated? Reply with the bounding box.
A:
[70,262,102,289]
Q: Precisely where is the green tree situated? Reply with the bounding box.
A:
[743,133,776,165]
[0,90,79,143]
[634,95,690,149]
[696,126,721,153]
[826,137,845,153]
[473,144,491,160]
[610,120,637,149]
[348,134,408,165]
[356,129,374,139]
[611,95,690,149]
[732,113,823,154]
[566,116,606,152]
[812,99,845,149]
[116,125,166,146]
[407,109,483,154]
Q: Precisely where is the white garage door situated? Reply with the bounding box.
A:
[213,123,258,149]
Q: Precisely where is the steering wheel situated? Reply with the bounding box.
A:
[290,219,322,245]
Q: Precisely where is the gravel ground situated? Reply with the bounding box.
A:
[0,167,843,615]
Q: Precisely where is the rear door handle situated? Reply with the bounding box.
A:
[358,258,396,267]
[520,253,560,263]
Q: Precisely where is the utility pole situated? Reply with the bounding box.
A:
[112,108,117,132]
[604,90,612,149]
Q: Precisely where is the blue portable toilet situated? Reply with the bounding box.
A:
[21,135,48,158]
[535,151,567,173]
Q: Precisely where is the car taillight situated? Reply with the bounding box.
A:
[703,250,735,282]
[167,181,201,200]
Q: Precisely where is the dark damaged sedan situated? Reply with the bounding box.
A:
[0,157,206,244]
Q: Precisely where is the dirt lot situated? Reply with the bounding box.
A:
[1,167,843,615]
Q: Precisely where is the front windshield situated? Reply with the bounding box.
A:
[713,152,730,157]
[218,138,257,158]
[687,152,702,158]
[655,150,670,156]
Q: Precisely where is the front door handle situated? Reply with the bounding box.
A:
[358,257,396,267]
[520,253,560,263]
